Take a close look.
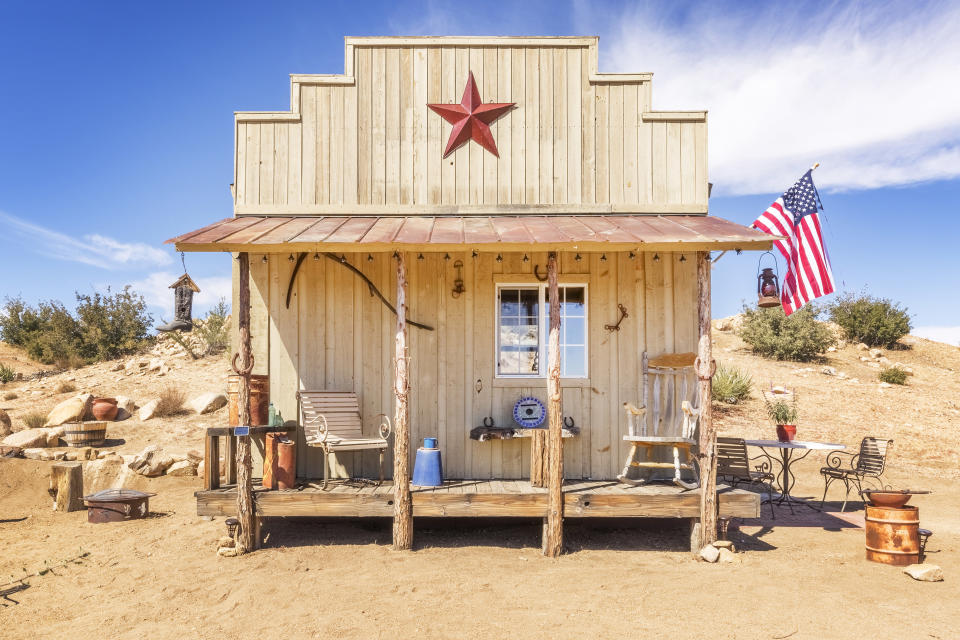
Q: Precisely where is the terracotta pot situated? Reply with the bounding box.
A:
[776,424,797,443]
[91,397,119,421]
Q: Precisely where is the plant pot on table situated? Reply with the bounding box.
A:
[776,424,797,442]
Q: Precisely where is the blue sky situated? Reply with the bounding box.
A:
[1,1,958,343]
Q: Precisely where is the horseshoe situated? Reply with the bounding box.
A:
[231,352,255,376]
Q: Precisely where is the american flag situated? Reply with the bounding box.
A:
[752,170,835,316]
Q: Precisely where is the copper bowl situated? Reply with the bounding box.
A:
[862,489,930,508]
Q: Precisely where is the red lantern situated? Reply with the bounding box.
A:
[757,252,781,308]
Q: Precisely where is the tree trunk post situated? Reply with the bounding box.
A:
[234,252,258,554]
[530,429,547,487]
[50,462,84,512]
[542,252,564,557]
[696,251,717,549]
[393,252,413,551]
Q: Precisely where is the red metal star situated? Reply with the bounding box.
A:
[427,71,515,158]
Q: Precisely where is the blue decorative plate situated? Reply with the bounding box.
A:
[513,396,546,428]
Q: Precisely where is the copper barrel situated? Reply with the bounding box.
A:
[227,374,270,426]
[865,505,920,566]
[262,433,296,490]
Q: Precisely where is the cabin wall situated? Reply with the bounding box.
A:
[234,43,707,212]
[240,250,699,481]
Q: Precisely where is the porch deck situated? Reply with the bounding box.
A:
[196,479,760,519]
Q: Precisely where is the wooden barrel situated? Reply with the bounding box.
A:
[227,374,269,426]
[865,505,920,566]
[63,421,107,448]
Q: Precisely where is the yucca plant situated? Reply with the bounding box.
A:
[711,364,753,404]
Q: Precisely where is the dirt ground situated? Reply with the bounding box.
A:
[1,328,958,639]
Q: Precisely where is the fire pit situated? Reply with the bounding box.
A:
[83,489,156,523]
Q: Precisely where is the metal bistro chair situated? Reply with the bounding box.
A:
[820,437,893,512]
[297,391,392,490]
[717,437,776,519]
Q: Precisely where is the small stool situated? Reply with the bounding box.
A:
[918,528,933,561]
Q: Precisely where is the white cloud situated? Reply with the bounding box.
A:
[912,326,960,346]
[601,1,960,195]
[130,271,232,324]
[0,210,173,269]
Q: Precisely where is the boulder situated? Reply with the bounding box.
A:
[167,460,198,476]
[139,399,160,421]
[717,547,741,564]
[0,408,12,437]
[857,343,869,351]
[903,564,943,582]
[115,396,136,421]
[821,366,837,376]
[46,426,66,447]
[84,455,135,493]
[128,444,174,477]
[22,448,49,460]
[2,428,50,449]
[189,392,228,415]
[712,540,735,550]
[869,348,883,359]
[699,545,720,563]
[187,449,203,465]
[878,356,892,367]
[148,358,165,372]
[45,394,94,427]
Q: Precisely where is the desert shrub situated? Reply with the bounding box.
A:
[827,292,911,348]
[53,353,85,371]
[0,297,80,365]
[197,298,230,356]
[737,304,836,362]
[55,381,77,394]
[154,386,187,417]
[712,364,752,404]
[879,367,908,385]
[21,411,47,428]
[3,392,17,400]
[0,363,15,383]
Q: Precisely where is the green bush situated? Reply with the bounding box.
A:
[21,410,47,429]
[737,304,836,362]
[0,363,15,383]
[827,292,911,348]
[712,364,752,404]
[879,367,908,385]
[197,298,230,356]
[0,287,152,366]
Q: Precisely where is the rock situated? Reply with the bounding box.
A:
[712,540,735,550]
[84,455,135,493]
[189,392,228,415]
[46,426,65,447]
[857,343,869,351]
[3,428,50,449]
[217,546,239,557]
[878,356,892,367]
[879,382,892,389]
[217,536,235,549]
[76,447,97,461]
[867,362,880,369]
[859,356,871,362]
[197,460,204,477]
[128,444,175,477]
[821,366,837,376]
[699,545,720,563]
[826,346,837,352]
[200,515,215,522]
[837,372,848,380]
[44,394,94,427]
[22,447,48,460]
[869,348,883,359]
[111,361,125,372]
[0,409,11,437]
[97,450,119,459]
[139,399,160,421]
[167,460,198,476]
[148,358,165,372]
[717,547,741,564]
[903,564,943,582]
[187,449,203,465]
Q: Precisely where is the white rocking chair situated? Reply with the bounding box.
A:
[618,352,701,490]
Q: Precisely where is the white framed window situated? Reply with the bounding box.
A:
[496,284,588,378]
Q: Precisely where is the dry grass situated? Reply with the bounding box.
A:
[21,411,47,429]
[153,386,188,418]
[3,391,17,401]
[55,381,77,394]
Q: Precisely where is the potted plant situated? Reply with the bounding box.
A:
[764,392,798,442]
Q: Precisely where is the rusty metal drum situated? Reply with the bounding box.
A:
[227,374,270,426]
[262,433,295,490]
[865,504,920,566]
[83,489,156,523]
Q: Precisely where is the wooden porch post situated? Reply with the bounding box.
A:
[234,252,258,554]
[696,251,717,549]
[542,252,564,557]
[530,430,547,488]
[393,252,413,551]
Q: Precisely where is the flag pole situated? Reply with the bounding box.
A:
[811,162,820,171]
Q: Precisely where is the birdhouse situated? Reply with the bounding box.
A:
[157,273,201,332]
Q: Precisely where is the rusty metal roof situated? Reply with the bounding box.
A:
[167,215,774,253]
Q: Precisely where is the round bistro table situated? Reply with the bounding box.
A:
[743,439,846,514]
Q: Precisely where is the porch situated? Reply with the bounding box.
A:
[196,479,760,520]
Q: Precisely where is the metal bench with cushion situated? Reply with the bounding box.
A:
[717,437,776,519]
[820,437,892,512]
[297,391,392,490]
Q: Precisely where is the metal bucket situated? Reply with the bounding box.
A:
[227,374,269,426]
[865,505,920,566]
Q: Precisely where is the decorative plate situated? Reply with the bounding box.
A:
[513,396,546,428]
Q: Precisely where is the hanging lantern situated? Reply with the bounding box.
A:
[757,251,781,308]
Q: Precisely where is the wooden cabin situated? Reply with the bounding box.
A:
[169,36,773,553]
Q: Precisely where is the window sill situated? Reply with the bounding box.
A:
[491,377,592,389]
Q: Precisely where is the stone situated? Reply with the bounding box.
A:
[189,392,228,415]
[3,428,50,449]
[22,447,48,460]
[196,460,204,477]
[826,346,837,352]
[200,515,215,521]
[44,394,93,427]
[0,409,11,437]
[859,356,871,362]
[115,396,136,421]
[217,536,235,549]
[837,372,848,380]
[217,546,238,557]
[717,548,741,564]
[148,358,165,372]
[128,444,174,477]
[187,449,203,464]
[111,361,125,372]
[699,545,720,563]
[857,343,869,351]
[878,356,892,367]
[869,348,883,359]
[903,564,943,582]
[867,362,880,369]
[167,460,198,476]
[76,447,97,461]
[84,455,135,493]
[712,540,735,550]
[879,382,892,389]
[97,450,119,459]
[139,399,160,421]
[821,366,837,376]
[46,426,65,447]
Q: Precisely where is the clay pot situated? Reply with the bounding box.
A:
[91,397,119,421]
[776,424,797,443]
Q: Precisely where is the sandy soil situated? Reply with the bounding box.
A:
[1,329,958,639]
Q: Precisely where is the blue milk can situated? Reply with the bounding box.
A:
[412,437,443,487]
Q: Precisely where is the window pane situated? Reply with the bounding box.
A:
[564,317,585,345]
[563,346,586,377]
[498,287,540,376]
[563,287,585,316]
[519,289,539,316]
